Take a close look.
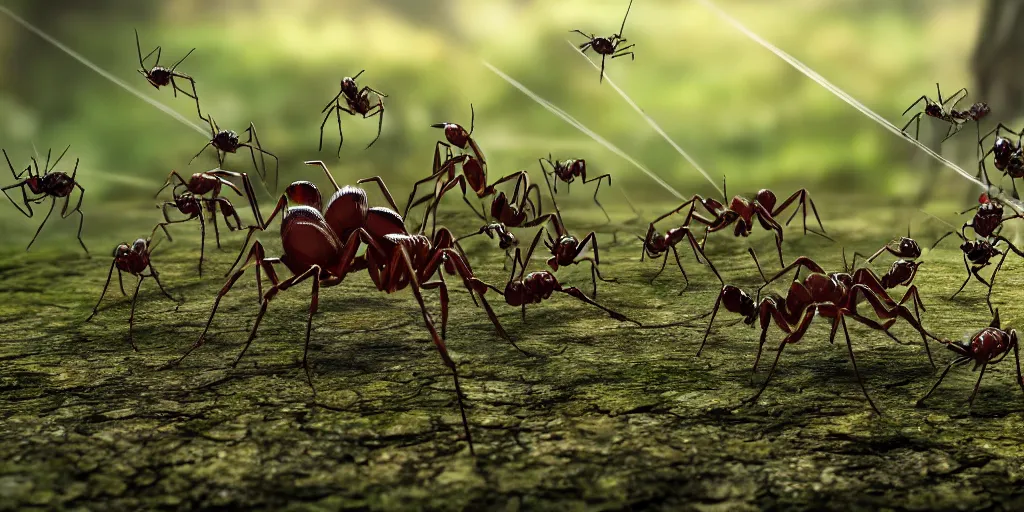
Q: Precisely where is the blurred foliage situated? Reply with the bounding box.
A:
[0,0,991,237]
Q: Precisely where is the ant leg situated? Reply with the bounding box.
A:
[916,357,971,406]
[986,251,1008,314]
[317,99,340,152]
[582,173,612,223]
[697,288,725,357]
[126,277,145,352]
[748,248,768,283]
[2,182,34,218]
[85,260,118,322]
[421,278,450,339]
[210,202,222,249]
[146,264,176,302]
[26,199,57,251]
[557,286,641,325]
[649,251,670,285]
[1015,343,1024,396]
[170,74,202,119]
[951,255,974,300]
[901,96,929,117]
[365,100,385,149]
[839,315,881,415]
[355,176,401,212]
[243,126,280,194]
[63,183,89,254]
[967,363,989,411]
[599,55,607,83]
[394,245,475,455]
[900,112,924,140]
[232,265,323,370]
[744,309,814,406]
[670,246,690,292]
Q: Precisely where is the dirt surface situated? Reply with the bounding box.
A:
[3,197,1024,511]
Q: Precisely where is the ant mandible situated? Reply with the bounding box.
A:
[901,83,990,142]
[85,237,176,351]
[134,29,202,119]
[1,147,88,254]
[190,113,280,194]
[318,70,387,154]
[571,0,636,83]
[539,155,613,222]
[917,310,1024,411]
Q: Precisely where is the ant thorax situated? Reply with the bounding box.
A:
[147,67,172,86]
[41,172,75,197]
[965,327,1011,360]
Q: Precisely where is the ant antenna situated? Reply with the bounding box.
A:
[50,145,71,172]
[618,0,634,38]
[721,175,728,200]
[542,164,566,233]
[352,69,365,80]
[468,103,475,136]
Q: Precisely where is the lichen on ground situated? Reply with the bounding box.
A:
[2,195,1024,511]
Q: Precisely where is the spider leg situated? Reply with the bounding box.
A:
[582,173,612,223]
[62,182,89,255]
[169,73,203,119]
[364,98,385,149]
[2,182,34,217]
[242,124,279,193]
[900,112,925,140]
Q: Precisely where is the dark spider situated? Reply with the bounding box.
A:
[1,146,88,253]
[319,69,387,154]
[190,114,280,193]
[571,0,636,82]
[134,29,202,119]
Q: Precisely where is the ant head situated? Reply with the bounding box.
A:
[113,242,132,259]
[755,189,777,211]
[285,181,323,211]
[722,285,756,320]
[433,122,471,149]
[897,237,922,259]
[702,196,724,212]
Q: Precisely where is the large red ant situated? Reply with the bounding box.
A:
[85,237,176,351]
[485,245,641,326]
[319,70,387,154]
[539,155,613,222]
[571,0,636,83]
[917,310,1024,411]
[134,29,202,119]
[1,147,88,254]
[901,83,990,142]
[643,177,829,281]
[171,162,520,455]
[154,169,263,276]
[190,114,280,193]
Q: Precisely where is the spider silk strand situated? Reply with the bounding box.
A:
[0,6,210,137]
[566,40,723,196]
[482,60,687,201]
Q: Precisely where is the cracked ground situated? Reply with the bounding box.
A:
[3,195,1024,511]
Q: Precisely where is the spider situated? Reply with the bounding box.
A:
[571,0,636,82]
[1,146,88,253]
[134,29,202,119]
[190,114,280,193]
[319,69,387,154]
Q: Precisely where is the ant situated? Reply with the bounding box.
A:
[639,224,722,292]
[979,124,1024,195]
[931,229,1024,315]
[85,237,176,351]
[1,147,88,254]
[850,227,922,270]
[901,83,990,142]
[190,114,280,193]
[151,189,243,277]
[486,245,641,326]
[522,170,617,299]
[431,104,486,165]
[572,0,636,83]
[917,310,1024,411]
[539,155,613,222]
[134,29,202,119]
[643,177,829,281]
[319,70,387,155]
[456,223,521,269]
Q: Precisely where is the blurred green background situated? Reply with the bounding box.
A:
[0,0,996,244]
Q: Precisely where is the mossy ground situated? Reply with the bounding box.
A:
[2,194,1024,511]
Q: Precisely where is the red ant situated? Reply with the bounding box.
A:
[85,237,176,351]
[155,169,263,276]
[1,147,88,254]
[719,259,940,412]
[190,114,280,193]
[643,177,829,280]
[521,170,617,298]
[319,70,387,154]
[917,310,1024,411]
[485,245,641,326]
[171,162,518,455]
[539,155,613,222]
[901,83,990,142]
[755,254,935,365]
[978,124,1024,194]
[431,104,486,165]
[134,29,201,119]
[639,224,722,292]
[571,0,636,83]
[456,222,522,269]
